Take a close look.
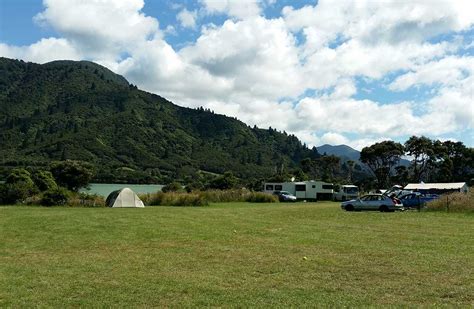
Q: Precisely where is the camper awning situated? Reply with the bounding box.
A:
[404,183,466,190]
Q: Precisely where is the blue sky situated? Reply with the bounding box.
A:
[0,0,473,149]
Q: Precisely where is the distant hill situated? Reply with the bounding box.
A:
[0,57,319,183]
[317,144,360,161]
[317,144,411,167]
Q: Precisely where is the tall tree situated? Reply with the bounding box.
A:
[441,141,474,182]
[360,141,404,188]
[346,160,355,183]
[50,160,94,191]
[404,136,435,182]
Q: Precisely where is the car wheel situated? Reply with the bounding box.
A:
[379,205,389,212]
[345,204,354,211]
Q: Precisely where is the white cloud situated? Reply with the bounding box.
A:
[0,38,81,63]
[320,132,349,145]
[200,0,262,19]
[34,0,160,59]
[180,17,304,100]
[283,0,474,48]
[177,8,197,29]
[389,55,474,91]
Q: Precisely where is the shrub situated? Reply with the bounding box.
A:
[199,189,247,203]
[2,168,38,203]
[208,172,239,190]
[425,191,474,213]
[142,192,208,207]
[0,182,35,204]
[41,187,70,206]
[5,168,34,185]
[50,160,94,191]
[245,192,279,203]
[32,170,58,192]
[140,189,278,206]
[68,192,105,207]
[162,182,184,193]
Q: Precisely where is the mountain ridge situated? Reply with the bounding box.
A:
[316,144,410,167]
[0,57,320,183]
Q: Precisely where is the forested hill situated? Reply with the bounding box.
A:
[0,57,319,183]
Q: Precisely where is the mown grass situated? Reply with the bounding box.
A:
[1,202,473,307]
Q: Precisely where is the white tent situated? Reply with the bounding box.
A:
[106,188,145,208]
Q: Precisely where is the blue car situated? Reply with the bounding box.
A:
[398,192,440,208]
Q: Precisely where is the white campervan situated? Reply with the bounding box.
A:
[333,185,359,201]
[263,180,334,201]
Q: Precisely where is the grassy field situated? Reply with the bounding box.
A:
[1,202,473,307]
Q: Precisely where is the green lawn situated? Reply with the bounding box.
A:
[1,202,473,307]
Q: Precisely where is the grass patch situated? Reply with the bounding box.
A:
[1,202,473,306]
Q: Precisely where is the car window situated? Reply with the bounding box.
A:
[360,196,370,201]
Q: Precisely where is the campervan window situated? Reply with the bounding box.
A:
[295,184,306,191]
[344,187,358,194]
[275,185,282,190]
[322,184,333,190]
[265,185,274,191]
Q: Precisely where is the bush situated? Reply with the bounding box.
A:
[245,192,279,203]
[68,192,105,207]
[199,189,248,203]
[0,182,35,204]
[32,170,58,192]
[162,182,184,193]
[208,172,239,190]
[425,191,474,213]
[140,189,278,206]
[50,160,94,191]
[41,187,70,206]
[142,192,208,207]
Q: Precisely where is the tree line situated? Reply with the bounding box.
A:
[360,136,473,189]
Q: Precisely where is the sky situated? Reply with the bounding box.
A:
[0,0,473,150]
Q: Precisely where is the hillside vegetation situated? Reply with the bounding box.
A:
[0,57,318,183]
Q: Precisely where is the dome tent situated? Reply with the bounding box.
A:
[106,188,145,208]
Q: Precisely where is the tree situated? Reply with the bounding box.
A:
[208,171,239,190]
[162,182,184,193]
[1,168,38,204]
[441,141,474,182]
[31,170,58,192]
[360,141,404,188]
[50,160,94,191]
[404,136,436,182]
[346,160,356,183]
[319,155,341,182]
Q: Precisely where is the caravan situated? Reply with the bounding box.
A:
[333,185,359,201]
[263,180,334,201]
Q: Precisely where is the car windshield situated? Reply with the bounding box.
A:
[344,187,358,194]
[280,191,291,195]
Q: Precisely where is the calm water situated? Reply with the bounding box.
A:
[80,183,163,197]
